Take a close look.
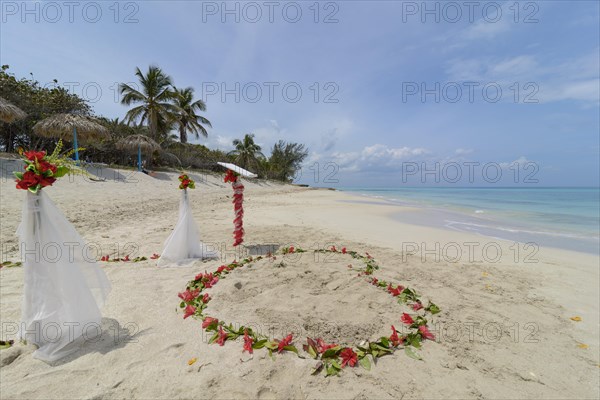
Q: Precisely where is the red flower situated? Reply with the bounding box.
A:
[341,247,347,254]
[330,245,337,252]
[15,172,36,190]
[387,284,405,297]
[217,265,228,273]
[419,325,435,341]
[390,325,402,347]
[202,293,211,303]
[201,272,219,288]
[194,273,204,281]
[202,317,218,329]
[183,305,196,319]
[217,326,228,346]
[101,255,109,261]
[37,160,57,174]
[243,329,253,354]
[23,150,46,161]
[316,338,337,353]
[371,277,379,286]
[224,170,238,183]
[401,313,414,325]
[39,175,56,188]
[150,253,160,260]
[277,334,293,353]
[340,348,357,368]
[412,302,423,311]
[178,288,200,302]
[122,255,130,262]
[288,246,295,253]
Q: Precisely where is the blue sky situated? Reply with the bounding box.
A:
[1,0,598,187]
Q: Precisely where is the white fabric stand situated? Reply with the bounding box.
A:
[157,189,218,267]
[17,191,111,362]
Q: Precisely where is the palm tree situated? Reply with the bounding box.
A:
[119,66,177,140]
[228,133,264,170]
[172,87,212,144]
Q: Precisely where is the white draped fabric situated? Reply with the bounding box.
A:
[17,191,111,362]
[157,190,218,267]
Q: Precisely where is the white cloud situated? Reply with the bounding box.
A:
[328,144,430,172]
[455,148,473,155]
[462,17,511,40]
[445,50,600,104]
[499,156,533,169]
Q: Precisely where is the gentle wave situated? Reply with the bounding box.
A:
[444,220,599,240]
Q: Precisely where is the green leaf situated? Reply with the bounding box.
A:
[410,336,421,348]
[380,337,390,348]
[13,172,23,180]
[252,339,267,349]
[404,346,423,360]
[265,341,278,350]
[208,332,218,344]
[359,356,371,371]
[325,365,337,376]
[53,166,70,178]
[307,344,318,359]
[370,342,392,353]
[28,184,41,194]
[427,302,440,314]
[321,346,341,359]
[283,345,298,355]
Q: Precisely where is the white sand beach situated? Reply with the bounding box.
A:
[1,167,598,399]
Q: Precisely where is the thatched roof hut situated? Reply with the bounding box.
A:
[0,97,27,123]
[33,113,109,141]
[116,134,160,152]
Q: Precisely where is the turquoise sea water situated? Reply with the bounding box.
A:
[342,187,600,255]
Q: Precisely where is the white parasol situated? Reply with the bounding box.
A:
[217,162,257,178]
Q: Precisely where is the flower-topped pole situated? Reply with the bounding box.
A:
[157,173,217,266]
[217,162,257,247]
[13,141,111,362]
[224,170,245,246]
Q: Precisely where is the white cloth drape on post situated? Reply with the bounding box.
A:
[17,191,111,362]
[157,189,218,267]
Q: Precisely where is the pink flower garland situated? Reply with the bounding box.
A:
[224,170,245,246]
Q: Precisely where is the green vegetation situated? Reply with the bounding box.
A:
[0,65,308,182]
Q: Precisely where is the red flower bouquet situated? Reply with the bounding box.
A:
[178,174,195,190]
[14,143,74,193]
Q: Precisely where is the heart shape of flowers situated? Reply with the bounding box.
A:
[178,246,441,376]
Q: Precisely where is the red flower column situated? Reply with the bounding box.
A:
[224,170,244,246]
